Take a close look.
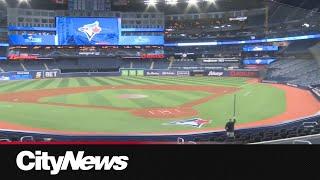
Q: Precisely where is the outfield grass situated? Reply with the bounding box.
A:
[0,77,286,133]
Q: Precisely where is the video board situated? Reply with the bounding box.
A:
[56,17,120,45]
[119,36,164,46]
[8,17,164,46]
[243,45,279,52]
[9,34,57,46]
[243,58,276,65]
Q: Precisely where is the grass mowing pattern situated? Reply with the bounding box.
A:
[40,89,211,109]
[0,77,286,133]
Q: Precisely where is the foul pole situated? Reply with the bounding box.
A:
[233,94,237,118]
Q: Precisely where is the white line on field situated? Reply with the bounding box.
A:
[243,91,252,97]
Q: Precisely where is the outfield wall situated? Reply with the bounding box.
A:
[0,69,260,81]
[121,69,260,77]
[0,70,121,81]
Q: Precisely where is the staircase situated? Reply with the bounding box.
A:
[150,61,154,69]
[0,66,4,72]
[20,62,27,71]
[168,59,174,69]
[44,63,49,70]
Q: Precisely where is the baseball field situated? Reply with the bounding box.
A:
[0,76,319,135]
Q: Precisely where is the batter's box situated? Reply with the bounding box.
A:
[132,108,199,119]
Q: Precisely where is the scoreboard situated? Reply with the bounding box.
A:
[9,17,164,46]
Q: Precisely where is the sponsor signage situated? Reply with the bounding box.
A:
[199,58,240,63]
[144,70,191,76]
[0,70,61,80]
[8,54,39,60]
[44,70,60,78]
[243,58,276,65]
[163,118,211,128]
[229,70,259,77]
[118,36,164,46]
[141,54,165,59]
[9,35,57,46]
[207,71,225,77]
[0,75,10,81]
[144,70,179,76]
[145,71,160,76]
[243,45,279,52]
[176,71,190,76]
[0,71,34,80]
[161,71,176,76]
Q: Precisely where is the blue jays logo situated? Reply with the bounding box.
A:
[163,118,211,128]
[78,21,102,41]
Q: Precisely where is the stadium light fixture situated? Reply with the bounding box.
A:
[187,0,199,5]
[18,0,31,5]
[144,0,159,6]
[165,0,178,5]
[19,0,30,3]
[0,0,7,5]
[204,0,216,4]
[204,0,216,3]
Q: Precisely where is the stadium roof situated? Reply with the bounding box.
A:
[0,0,319,12]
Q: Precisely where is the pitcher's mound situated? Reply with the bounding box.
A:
[118,94,148,99]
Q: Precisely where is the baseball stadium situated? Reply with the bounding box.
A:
[0,0,319,144]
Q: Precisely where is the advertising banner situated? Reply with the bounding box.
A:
[144,70,190,76]
[243,58,276,65]
[0,70,125,80]
[43,70,60,78]
[190,69,205,77]
[0,71,38,81]
[205,70,227,77]
[228,70,259,77]
[176,71,190,76]
[9,35,57,46]
[144,70,161,76]
[118,36,164,46]
[243,45,279,52]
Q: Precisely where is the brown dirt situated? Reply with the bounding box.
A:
[131,85,238,118]
[0,83,319,136]
[236,84,320,129]
[0,85,238,119]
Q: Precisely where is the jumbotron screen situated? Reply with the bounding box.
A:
[8,17,164,46]
[56,17,120,46]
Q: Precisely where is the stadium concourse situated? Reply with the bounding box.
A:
[0,0,319,144]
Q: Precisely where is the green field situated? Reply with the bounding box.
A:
[0,77,286,133]
[40,89,211,109]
